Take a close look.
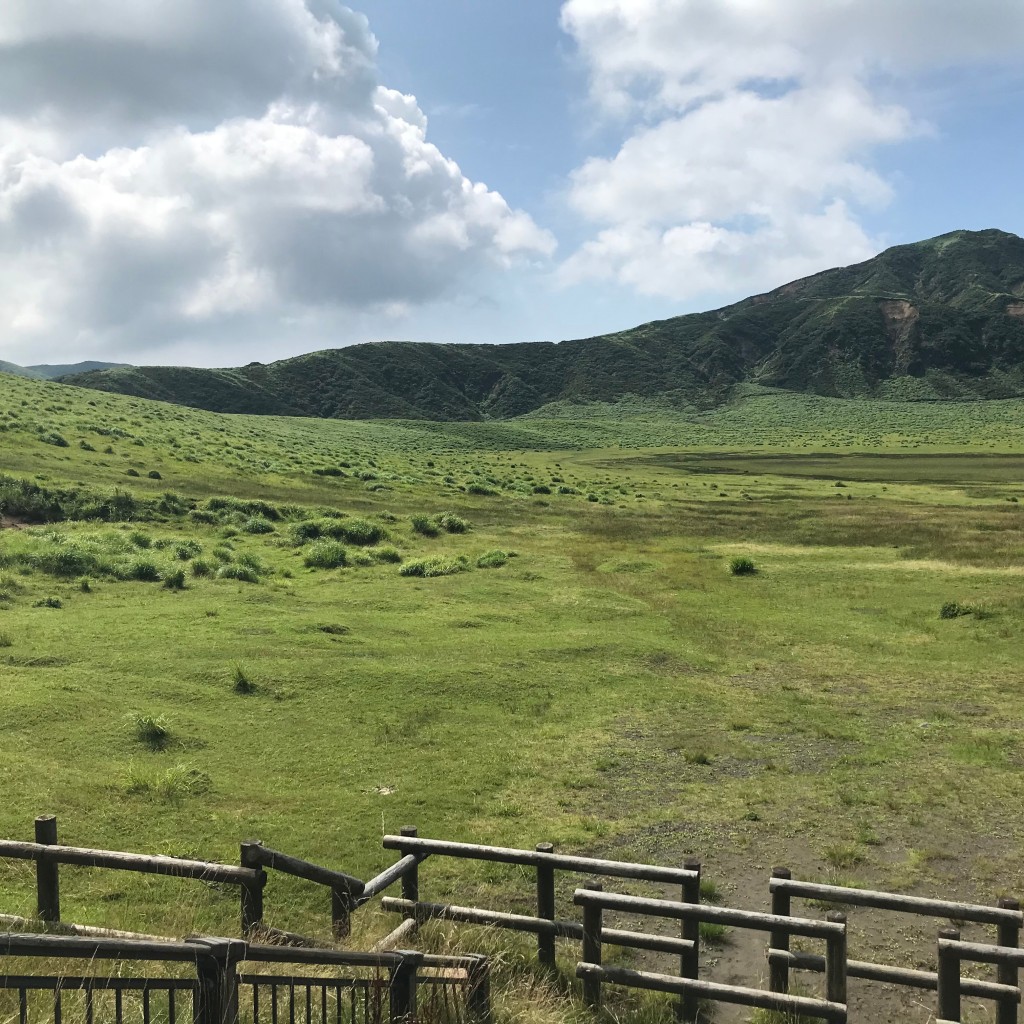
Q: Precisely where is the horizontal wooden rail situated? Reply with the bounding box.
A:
[0,932,213,962]
[0,977,196,991]
[770,878,1024,926]
[573,888,845,939]
[769,948,1020,1002]
[0,839,256,885]
[246,845,365,897]
[359,855,423,902]
[380,896,695,956]
[939,938,1024,967]
[0,913,170,942]
[382,835,699,885]
[381,897,582,937]
[576,963,847,1022]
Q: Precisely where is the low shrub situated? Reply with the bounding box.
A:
[33,597,63,609]
[119,558,161,582]
[191,559,213,577]
[40,432,69,448]
[130,712,171,750]
[410,515,439,537]
[304,541,348,569]
[476,549,509,569]
[174,540,203,560]
[162,569,186,590]
[232,664,257,695]
[435,511,470,534]
[729,557,757,576]
[242,516,275,534]
[216,564,260,583]
[373,546,403,564]
[398,555,469,578]
[940,601,972,619]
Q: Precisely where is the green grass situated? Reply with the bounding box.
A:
[1,369,1024,1001]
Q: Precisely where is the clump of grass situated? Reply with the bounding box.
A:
[304,541,348,569]
[729,556,757,576]
[118,558,161,582]
[162,569,186,590]
[398,556,470,578]
[373,545,403,564]
[410,515,440,537]
[232,664,257,694]
[174,540,203,560]
[79,577,92,593]
[476,549,509,569]
[191,558,212,577]
[33,597,63,609]
[0,633,12,648]
[129,712,171,750]
[124,762,211,802]
[685,750,712,765]
[217,563,260,583]
[699,922,730,946]
[242,516,275,534]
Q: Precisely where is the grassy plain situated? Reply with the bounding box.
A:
[1,372,1023,1021]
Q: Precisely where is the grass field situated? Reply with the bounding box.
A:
[1,371,1023,1022]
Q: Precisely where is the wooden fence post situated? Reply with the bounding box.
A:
[466,955,492,1024]
[195,939,244,1024]
[536,843,556,969]
[825,911,848,1009]
[34,816,60,923]
[769,866,791,994]
[997,898,1020,1024]
[388,953,420,1021]
[678,859,701,1023]
[239,841,265,936]
[400,827,418,920]
[581,880,603,1009]
[937,927,962,1023]
[332,887,354,939]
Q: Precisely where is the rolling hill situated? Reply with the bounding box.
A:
[58,228,1024,420]
[0,360,130,380]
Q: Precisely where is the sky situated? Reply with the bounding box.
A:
[1,0,1023,368]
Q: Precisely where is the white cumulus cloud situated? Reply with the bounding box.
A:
[558,0,1024,301]
[0,1,554,363]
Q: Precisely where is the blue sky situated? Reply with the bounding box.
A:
[1,1,1022,366]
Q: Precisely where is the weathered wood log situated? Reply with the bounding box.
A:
[939,938,1024,967]
[34,817,60,923]
[380,897,583,938]
[573,889,846,938]
[247,846,364,896]
[937,928,963,1022]
[0,915,171,942]
[679,858,701,1023]
[768,948,1020,1001]
[0,838,257,885]
[998,898,1022,1024]
[535,843,556,969]
[575,963,847,1022]
[825,912,848,1005]
[372,918,418,952]
[360,855,423,902]
[770,866,792,994]
[382,835,699,885]
[581,881,602,1008]
[770,878,1024,926]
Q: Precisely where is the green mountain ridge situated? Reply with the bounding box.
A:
[58,228,1024,420]
[0,360,130,380]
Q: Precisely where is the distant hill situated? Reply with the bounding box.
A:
[30,361,131,379]
[62,229,1024,419]
[0,360,44,379]
[0,360,130,380]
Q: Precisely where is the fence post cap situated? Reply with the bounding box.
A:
[536,842,554,853]
[771,866,792,879]
[939,926,961,940]
[998,897,1021,911]
[583,878,603,891]
[826,910,847,924]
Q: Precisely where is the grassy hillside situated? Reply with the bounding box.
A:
[62,229,1024,419]
[2,372,1024,1022]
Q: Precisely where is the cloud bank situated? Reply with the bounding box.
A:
[559,0,1024,301]
[0,1,554,362]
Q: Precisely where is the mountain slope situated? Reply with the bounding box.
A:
[30,361,131,378]
[62,229,1024,419]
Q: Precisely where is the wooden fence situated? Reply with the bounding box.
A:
[0,932,489,1024]
[3,816,1022,1022]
